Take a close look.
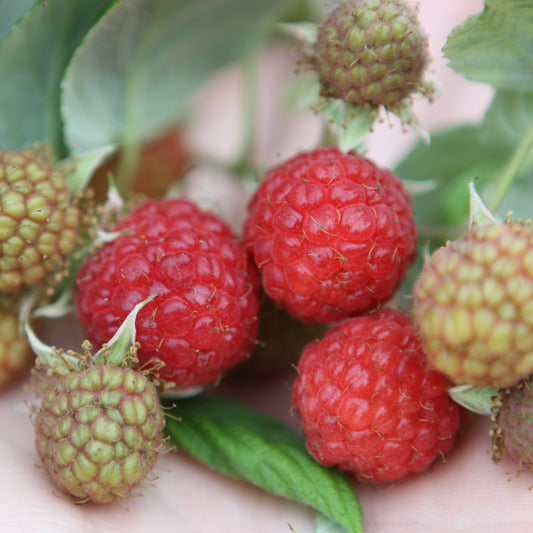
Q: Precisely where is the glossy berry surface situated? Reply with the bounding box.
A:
[34,365,165,503]
[244,146,417,323]
[414,221,533,389]
[76,198,260,389]
[292,308,465,483]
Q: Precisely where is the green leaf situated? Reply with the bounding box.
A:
[0,0,37,41]
[443,0,533,91]
[0,0,114,156]
[482,90,533,146]
[395,125,507,228]
[315,512,350,533]
[163,395,363,533]
[61,0,292,154]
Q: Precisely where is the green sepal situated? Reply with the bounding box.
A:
[24,294,155,373]
[321,100,376,153]
[92,294,156,366]
[468,181,499,228]
[57,144,116,195]
[448,384,499,415]
[277,21,317,44]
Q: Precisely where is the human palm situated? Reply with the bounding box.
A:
[1,370,532,533]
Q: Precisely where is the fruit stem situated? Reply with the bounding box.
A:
[488,119,533,213]
[231,49,260,178]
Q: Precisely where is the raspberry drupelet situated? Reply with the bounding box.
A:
[75,197,260,390]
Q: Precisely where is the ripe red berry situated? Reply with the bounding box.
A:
[244,146,417,323]
[292,308,465,483]
[75,198,260,389]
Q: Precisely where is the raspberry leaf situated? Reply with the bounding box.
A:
[0,0,36,41]
[315,512,351,533]
[443,0,533,91]
[61,0,291,156]
[0,0,115,156]
[163,395,363,533]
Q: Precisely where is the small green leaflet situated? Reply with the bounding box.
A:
[61,0,293,155]
[0,0,114,156]
[163,395,363,533]
[443,0,533,91]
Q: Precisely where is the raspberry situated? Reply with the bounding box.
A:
[292,308,465,483]
[491,378,533,474]
[0,149,80,293]
[0,307,33,388]
[75,197,260,389]
[413,221,533,389]
[34,364,165,503]
[244,146,417,323]
[311,0,434,110]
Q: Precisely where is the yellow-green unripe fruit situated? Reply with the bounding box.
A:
[0,308,33,388]
[313,0,432,108]
[0,150,79,293]
[414,222,533,389]
[34,365,165,503]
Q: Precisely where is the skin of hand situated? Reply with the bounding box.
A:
[2,364,533,533]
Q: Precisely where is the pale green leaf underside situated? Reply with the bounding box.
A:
[315,511,351,533]
[61,0,290,154]
[0,0,114,156]
[444,0,533,91]
[164,396,363,533]
[0,0,37,41]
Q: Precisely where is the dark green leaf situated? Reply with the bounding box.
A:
[163,395,363,533]
[61,0,292,154]
[0,0,114,156]
[443,0,533,91]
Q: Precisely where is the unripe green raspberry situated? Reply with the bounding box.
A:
[34,365,165,503]
[413,221,533,389]
[491,379,533,474]
[312,0,433,109]
[0,308,33,388]
[0,149,80,293]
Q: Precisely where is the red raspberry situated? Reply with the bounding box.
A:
[244,147,417,323]
[292,308,465,483]
[75,198,260,389]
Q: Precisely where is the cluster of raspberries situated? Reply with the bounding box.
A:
[74,145,468,484]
